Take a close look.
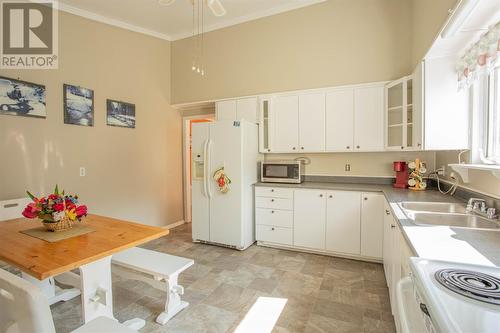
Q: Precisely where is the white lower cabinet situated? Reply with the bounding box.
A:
[360,193,384,259]
[255,186,387,261]
[293,189,326,250]
[326,191,361,255]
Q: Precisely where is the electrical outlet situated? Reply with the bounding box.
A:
[345,164,351,172]
[79,167,86,177]
[437,165,445,176]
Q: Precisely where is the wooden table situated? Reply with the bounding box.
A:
[0,214,169,326]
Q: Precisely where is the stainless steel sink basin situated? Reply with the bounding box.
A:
[406,212,500,230]
[399,201,467,214]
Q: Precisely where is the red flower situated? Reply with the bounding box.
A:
[53,203,64,212]
[75,205,87,218]
[65,200,76,211]
[48,194,59,200]
[22,203,40,219]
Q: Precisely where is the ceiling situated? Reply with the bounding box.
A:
[57,0,326,41]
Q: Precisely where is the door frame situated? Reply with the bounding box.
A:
[183,114,214,223]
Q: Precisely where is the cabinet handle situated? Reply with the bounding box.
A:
[301,147,304,150]
[292,147,296,150]
[319,194,324,197]
[401,146,404,149]
[271,210,275,214]
[385,209,390,215]
[271,227,275,231]
[417,143,421,147]
[364,197,368,200]
[391,224,396,228]
[271,189,274,192]
[346,146,350,149]
[356,145,360,149]
[271,199,275,202]
[329,195,333,198]
[267,149,271,152]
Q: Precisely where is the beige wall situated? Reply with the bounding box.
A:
[436,151,500,198]
[0,12,184,227]
[171,0,412,104]
[410,0,457,68]
[267,152,436,177]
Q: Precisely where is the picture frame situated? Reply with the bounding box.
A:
[106,99,136,129]
[0,76,46,118]
[63,84,94,126]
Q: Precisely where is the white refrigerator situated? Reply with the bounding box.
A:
[191,119,259,250]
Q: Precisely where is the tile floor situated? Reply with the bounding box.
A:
[48,223,395,332]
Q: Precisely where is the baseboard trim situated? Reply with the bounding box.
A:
[162,220,185,230]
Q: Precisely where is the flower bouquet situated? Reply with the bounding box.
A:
[22,185,88,232]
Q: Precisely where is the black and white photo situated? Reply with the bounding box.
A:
[64,84,94,126]
[106,99,136,128]
[0,76,46,118]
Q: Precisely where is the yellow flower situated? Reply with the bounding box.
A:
[66,208,77,221]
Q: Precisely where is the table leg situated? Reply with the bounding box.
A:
[79,255,145,330]
[21,273,81,306]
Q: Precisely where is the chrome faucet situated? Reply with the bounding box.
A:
[466,198,498,220]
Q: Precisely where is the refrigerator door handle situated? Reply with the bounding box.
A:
[207,139,214,199]
[202,139,209,198]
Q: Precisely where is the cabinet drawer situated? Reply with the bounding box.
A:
[256,208,293,228]
[256,225,292,245]
[255,187,293,199]
[256,197,293,210]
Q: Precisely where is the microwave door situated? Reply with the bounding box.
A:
[263,164,288,179]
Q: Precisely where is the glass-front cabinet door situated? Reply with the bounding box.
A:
[259,96,273,153]
[385,76,414,150]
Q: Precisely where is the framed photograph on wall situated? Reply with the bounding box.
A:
[0,76,46,118]
[106,99,135,128]
[63,84,94,126]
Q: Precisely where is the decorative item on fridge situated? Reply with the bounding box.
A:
[408,158,427,191]
[213,166,231,193]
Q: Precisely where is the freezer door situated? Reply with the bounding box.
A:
[191,122,210,242]
[208,121,243,247]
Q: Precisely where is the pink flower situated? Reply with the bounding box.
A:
[75,205,87,218]
[22,203,40,219]
[53,203,64,212]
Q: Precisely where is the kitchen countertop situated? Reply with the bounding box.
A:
[255,181,500,267]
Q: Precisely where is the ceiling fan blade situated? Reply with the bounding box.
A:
[207,0,226,16]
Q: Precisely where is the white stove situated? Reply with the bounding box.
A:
[409,258,500,333]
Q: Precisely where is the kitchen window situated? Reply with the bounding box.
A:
[486,65,500,164]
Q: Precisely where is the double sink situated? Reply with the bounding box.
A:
[399,202,500,230]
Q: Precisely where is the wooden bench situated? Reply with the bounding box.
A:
[112,247,194,325]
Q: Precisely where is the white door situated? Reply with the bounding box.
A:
[360,192,384,258]
[325,191,361,255]
[216,100,237,120]
[273,95,299,152]
[354,86,384,151]
[299,93,325,152]
[326,89,354,151]
[237,98,258,123]
[207,121,243,247]
[293,189,326,250]
[191,123,210,242]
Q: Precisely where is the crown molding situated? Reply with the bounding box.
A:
[58,3,173,41]
[57,0,326,42]
[169,0,327,41]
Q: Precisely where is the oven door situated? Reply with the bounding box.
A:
[261,163,299,183]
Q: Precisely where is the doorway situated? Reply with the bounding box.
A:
[183,115,214,223]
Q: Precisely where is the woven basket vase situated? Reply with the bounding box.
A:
[42,216,74,232]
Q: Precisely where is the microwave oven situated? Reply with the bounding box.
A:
[260,161,304,184]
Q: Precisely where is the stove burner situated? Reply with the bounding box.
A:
[435,269,500,305]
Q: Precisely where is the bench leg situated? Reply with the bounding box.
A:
[155,274,189,325]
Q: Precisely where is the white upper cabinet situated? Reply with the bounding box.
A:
[236,98,258,123]
[273,95,299,152]
[326,89,354,151]
[215,100,237,120]
[293,189,326,250]
[299,93,326,152]
[216,98,258,123]
[354,86,385,151]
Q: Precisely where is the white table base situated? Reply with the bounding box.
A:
[21,272,81,306]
